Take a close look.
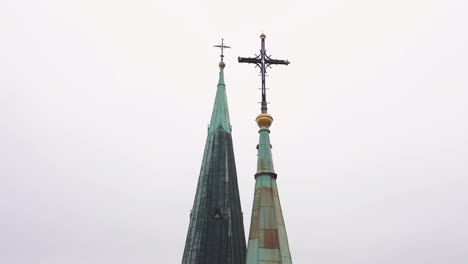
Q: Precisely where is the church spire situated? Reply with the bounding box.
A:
[182,39,246,264]
[239,34,293,264]
[209,39,231,133]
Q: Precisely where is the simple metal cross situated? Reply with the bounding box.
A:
[214,38,231,62]
[238,34,289,113]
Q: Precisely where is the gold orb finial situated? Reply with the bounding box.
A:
[260,33,266,39]
[256,112,273,128]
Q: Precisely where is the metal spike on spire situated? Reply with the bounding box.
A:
[214,38,231,62]
[238,33,290,113]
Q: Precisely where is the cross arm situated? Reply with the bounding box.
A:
[238,56,261,64]
[265,58,290,65]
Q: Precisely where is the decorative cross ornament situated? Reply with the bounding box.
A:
[213,38,231,62]
[238,34,289,113]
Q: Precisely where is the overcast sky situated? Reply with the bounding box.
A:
[1,0,468,263]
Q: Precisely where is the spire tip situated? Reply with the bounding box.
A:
[214,38,231,64]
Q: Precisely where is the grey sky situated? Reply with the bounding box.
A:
[1,0,467,263]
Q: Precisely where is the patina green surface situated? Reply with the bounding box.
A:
[246,124,292,264]
[182,64,246,264]
[209,68,231,134]
[256,128,275,174]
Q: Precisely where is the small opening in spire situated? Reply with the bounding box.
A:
[213,208,222,219]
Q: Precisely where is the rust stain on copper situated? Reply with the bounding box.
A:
[260,187,273,207]
[260,229,279,249]
[249,210,259,239]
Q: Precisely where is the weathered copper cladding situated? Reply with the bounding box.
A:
[246,123,292,264]
[182,63,246,264]
[241,34,292,264]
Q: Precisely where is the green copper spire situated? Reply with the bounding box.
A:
[208,63,231,133]
[182,42,246,264]
[240,34,292,264]
[246,114,292,264]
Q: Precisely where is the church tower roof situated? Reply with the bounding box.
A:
[208,61,230,133]
[245,113,292,264]
[182,41,246,264]
[239,34,293,264]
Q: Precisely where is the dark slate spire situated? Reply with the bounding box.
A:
[182,43,246,264]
